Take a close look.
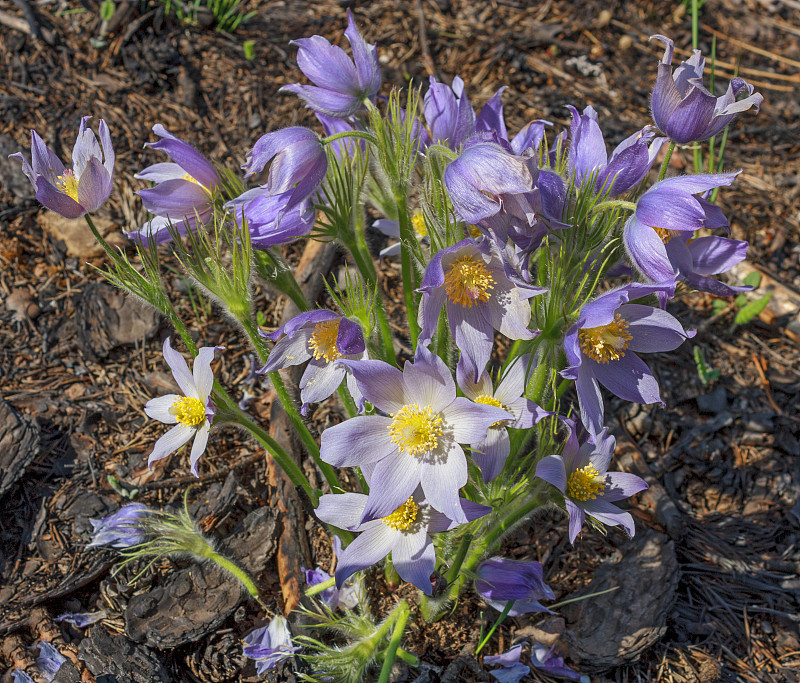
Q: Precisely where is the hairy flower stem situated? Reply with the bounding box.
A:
[199,544,266,610]
[444,533,473,585]
[254,249,310,313]
[395,195,421,348]
[377,601,410,683]
[657,140,676,182]
[322,130,379,147]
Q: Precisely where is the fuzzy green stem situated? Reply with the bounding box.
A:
[396,648,420,667]
[322,130,379,147]
[377,601,410,683]
[475,600,515,655]
[305,576,336,597]
[657,141,676,182]
[254,250,311,312]
[206,548,263,605]
[545,378,573,412]
[590,199,636,216]
[445,533,473,585]
[395,196,421,349]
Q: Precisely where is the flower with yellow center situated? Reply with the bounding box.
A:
[171,396,207,427]
[388,404,443,457]
[444,254,496,308]
[382,497,420,530]
[55,171,80,202]
[578,314,633,364]
[566,464,606,501]
[475,394,510,427]
[308,319,342,363]
[652,226,679,243]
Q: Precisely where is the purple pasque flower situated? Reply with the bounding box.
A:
[562,281,694,436]
[418,239,546,382]
[457,355,550,482]
[127,124,219,245]
[242,616,300,674]
[567,105,665,196]
[322,346,510,524]
[531,642,583,680]
[536,424,648,543]
[650,35,762,144]
[302,535,364,610]
[242,127,327,215]
[144,338,220,476]
[259,310,367,415]
[55,610,107,628]
[424,76,476,149]
[315,485,490,594]
[509,119,552,155]
[225,188,315,249]
[11,116,114,219]
[475,558,555,615]
[35,642,67,681]
[88,503,149,549]
[484,644,530,683]
[444,139,534,224]
[281,9,380,118]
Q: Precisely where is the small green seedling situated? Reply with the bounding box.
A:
[693,345,720,386]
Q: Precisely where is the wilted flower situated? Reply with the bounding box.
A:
[530,641,583,680]
[259,310,367,415]
[242,127,327,215]
[281,9,380,118]
[475,558,554,615]
[484,644,530,683]
[145,338,220,476]
[127,124,219,245]
[650,35,762,144]
[562,281,693,435]
[567,105,665,196]
[536,424,648,543]
[242,616,301,674]
[457,355,550,482]
[226,188,315,249]
[35,641,67,681]
[322,346,510,524]
[88,503,149,549]
[315,485,490,594]
[55,610,107,628]
[10,116,114,218]
[418,239,545,382]
[12,671,35,683]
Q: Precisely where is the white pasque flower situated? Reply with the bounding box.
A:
[145,337,221,476]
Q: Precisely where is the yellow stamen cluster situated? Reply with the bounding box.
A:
[382,497,420,530]
[578,314,633,364]
[566,464,606,501]
[55,172,79,202]
[444,254,495,307]
[388,404,443,457]
[468,224,483,239]
[475,394,508,427]
[171,396,206,427]
[653,226,678,243]
[411,211,428,238]
[308,319,342,363]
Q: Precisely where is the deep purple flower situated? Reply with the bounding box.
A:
[651,35,762,144]
[424,76,476,149]
[145,338,220,476]
[259,310,367,415]
[242,127,327,216]
[475,558,555,615]
[484,644,530,683]
[10,116,114,219]
[281,10,380,118]
[444,140,534,224]
[568,105,665,196]
[531,642,582,680]
[55,611,107,628]
[316,485,490,594]
[321,346,510,524]
[225,189,315,249]
[34,642,67,681]
[562,282,693,435]
[126,124,219,245]
[457,355,550,482]
[242,616,300,674]
[509,120,552,155]
[88,503,149,549]
[418,239,545,381]
[536,424,648,543]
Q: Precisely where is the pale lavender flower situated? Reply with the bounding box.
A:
[10,116,114,219]
[225,188,315,249]
[536,424,648,543]
[258,310,367,415]
[12,671,35,683]
[88,504,149,549]
[531,642,583,680]
[281,10,380,118]
[35,641,66,681]
[144,338,220,476]
[418,239,545,381]
[424,76,476,148]
[650,35,762,144]
[127,124,219,245]
[303,536,364,610]
[562,281,693,435]
[315,485,490,594]
[322,346,510,524]
[457,355,550,482]
[484,644,530,683]
[242,616,300,674]
[55,610,107,628]
[475,558,554,615]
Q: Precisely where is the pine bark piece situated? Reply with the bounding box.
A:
[77,627,169,683]
[0,398,40,499]
[562,529,679,672]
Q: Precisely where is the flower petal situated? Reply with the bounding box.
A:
[420,442,467,523]
[147,423,195,467]
[360,452,421,522]
[535,454,567,493]
[620,304,692,353]
[189,421,211,476]
[335,524,396,587]
[162,338,196,396]
[392,527,435,594]
[144,394,181,423]
[315,492,368,530]
[320,416,395,467]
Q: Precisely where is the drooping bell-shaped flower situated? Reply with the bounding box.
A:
[281,10,380,118]
[10,116,114,218]
[242,616,301,674]
[650,35,762,144]
[88,503,150,549]
[475,557,555,615]
[423,75,476,149]
[225,188,315,250]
